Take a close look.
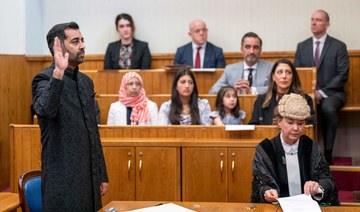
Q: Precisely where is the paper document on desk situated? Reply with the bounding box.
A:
[128,203,195,212]
[225,125,255,131]
[191,68,216,72]
[277,194,321,212]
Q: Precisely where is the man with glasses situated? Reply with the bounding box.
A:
[174,19,225,68]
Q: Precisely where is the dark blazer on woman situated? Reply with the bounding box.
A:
[104,38,151,70]
[249,92,316,125]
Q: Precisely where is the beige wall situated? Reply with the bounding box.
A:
[1,0,360,54]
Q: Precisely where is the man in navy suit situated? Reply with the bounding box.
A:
[209,32,273,94]
[173,19,225,68]
[294,10,349,164]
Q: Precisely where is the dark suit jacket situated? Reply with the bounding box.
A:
[294,35,349,103]
[104,39,151,70]
[173,42,225,68]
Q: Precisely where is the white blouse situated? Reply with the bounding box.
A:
[107,100,158,125]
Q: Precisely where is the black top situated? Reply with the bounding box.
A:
[126,107,132,125]
[248,92,316,125]
[104,38,151,69]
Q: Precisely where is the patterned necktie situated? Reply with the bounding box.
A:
[194,46,201,68]
[248,68,254,87]
[314,41,320,67]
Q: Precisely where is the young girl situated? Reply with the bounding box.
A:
[210,86,245,125]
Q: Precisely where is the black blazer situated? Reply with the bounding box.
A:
[104,38,151,70]
[173,42,225,68]
[294,35,349,103]
[248,92,316,125]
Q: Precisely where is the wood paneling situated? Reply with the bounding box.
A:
[0,50,359,189]
[82,67,315,97]
[11,125,314,204]
[0,55,29,190]
[9,124,314,194]
[24,51,360,109]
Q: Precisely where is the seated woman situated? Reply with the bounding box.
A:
[104,13,151,70]
[158,69,211,125]
[251,93,339,206]
[107,72,158,125]
[248,59,315,125]
[210,86,246,125]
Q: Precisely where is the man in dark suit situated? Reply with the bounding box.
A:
[173,19,225,68]
[294,10,349,164]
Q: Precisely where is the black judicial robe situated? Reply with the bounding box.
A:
[32,65,108,211]
[250,134,339,206]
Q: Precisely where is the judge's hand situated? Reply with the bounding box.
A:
[304,181,320,196]
[100,182,109,196]
[235,79,251,94]
[264,189,278,203]
[52,37,69,80]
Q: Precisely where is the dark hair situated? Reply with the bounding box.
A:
[272,105,281,124]
[262,59,303,108]
[169,69,200,125]
[46,22,79,56]
[115,13,135,34]
[241,32,262,48]
[215,86,240,119]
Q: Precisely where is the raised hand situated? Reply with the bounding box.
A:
[52,37,69,80]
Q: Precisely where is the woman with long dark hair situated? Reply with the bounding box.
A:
[158,69,211,125]
[249,59,315,125]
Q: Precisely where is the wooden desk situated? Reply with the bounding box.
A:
[99,201,360,212]
[0,192,20,212]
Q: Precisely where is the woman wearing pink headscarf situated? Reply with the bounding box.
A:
[107,72,158,125]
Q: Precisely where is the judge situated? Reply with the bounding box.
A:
[251,93,339,206]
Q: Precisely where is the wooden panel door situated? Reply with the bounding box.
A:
[182,147,228,202]
[228,147,256,202]
[135,147,181,201]
[102,147,135,205]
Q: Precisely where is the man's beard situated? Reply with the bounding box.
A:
[68,50,85,66]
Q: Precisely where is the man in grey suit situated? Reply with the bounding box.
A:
[209,32,273,94]
[174,19,225,68]
[294,10,349,164]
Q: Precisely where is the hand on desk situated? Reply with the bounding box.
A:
[264,189,278,203]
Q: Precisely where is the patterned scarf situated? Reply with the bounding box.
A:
[119,72,150,125]
[119,43,133,69]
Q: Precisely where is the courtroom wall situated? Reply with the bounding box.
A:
[1,0,360,54]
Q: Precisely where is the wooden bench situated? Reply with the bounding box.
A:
[96,94,257,124]
[83,67,316,97]
[0,192,20,212]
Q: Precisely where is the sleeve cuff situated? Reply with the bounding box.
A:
[313,185,324,201]
[318,90,328,98]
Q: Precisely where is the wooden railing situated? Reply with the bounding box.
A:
[83,67,316,97]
